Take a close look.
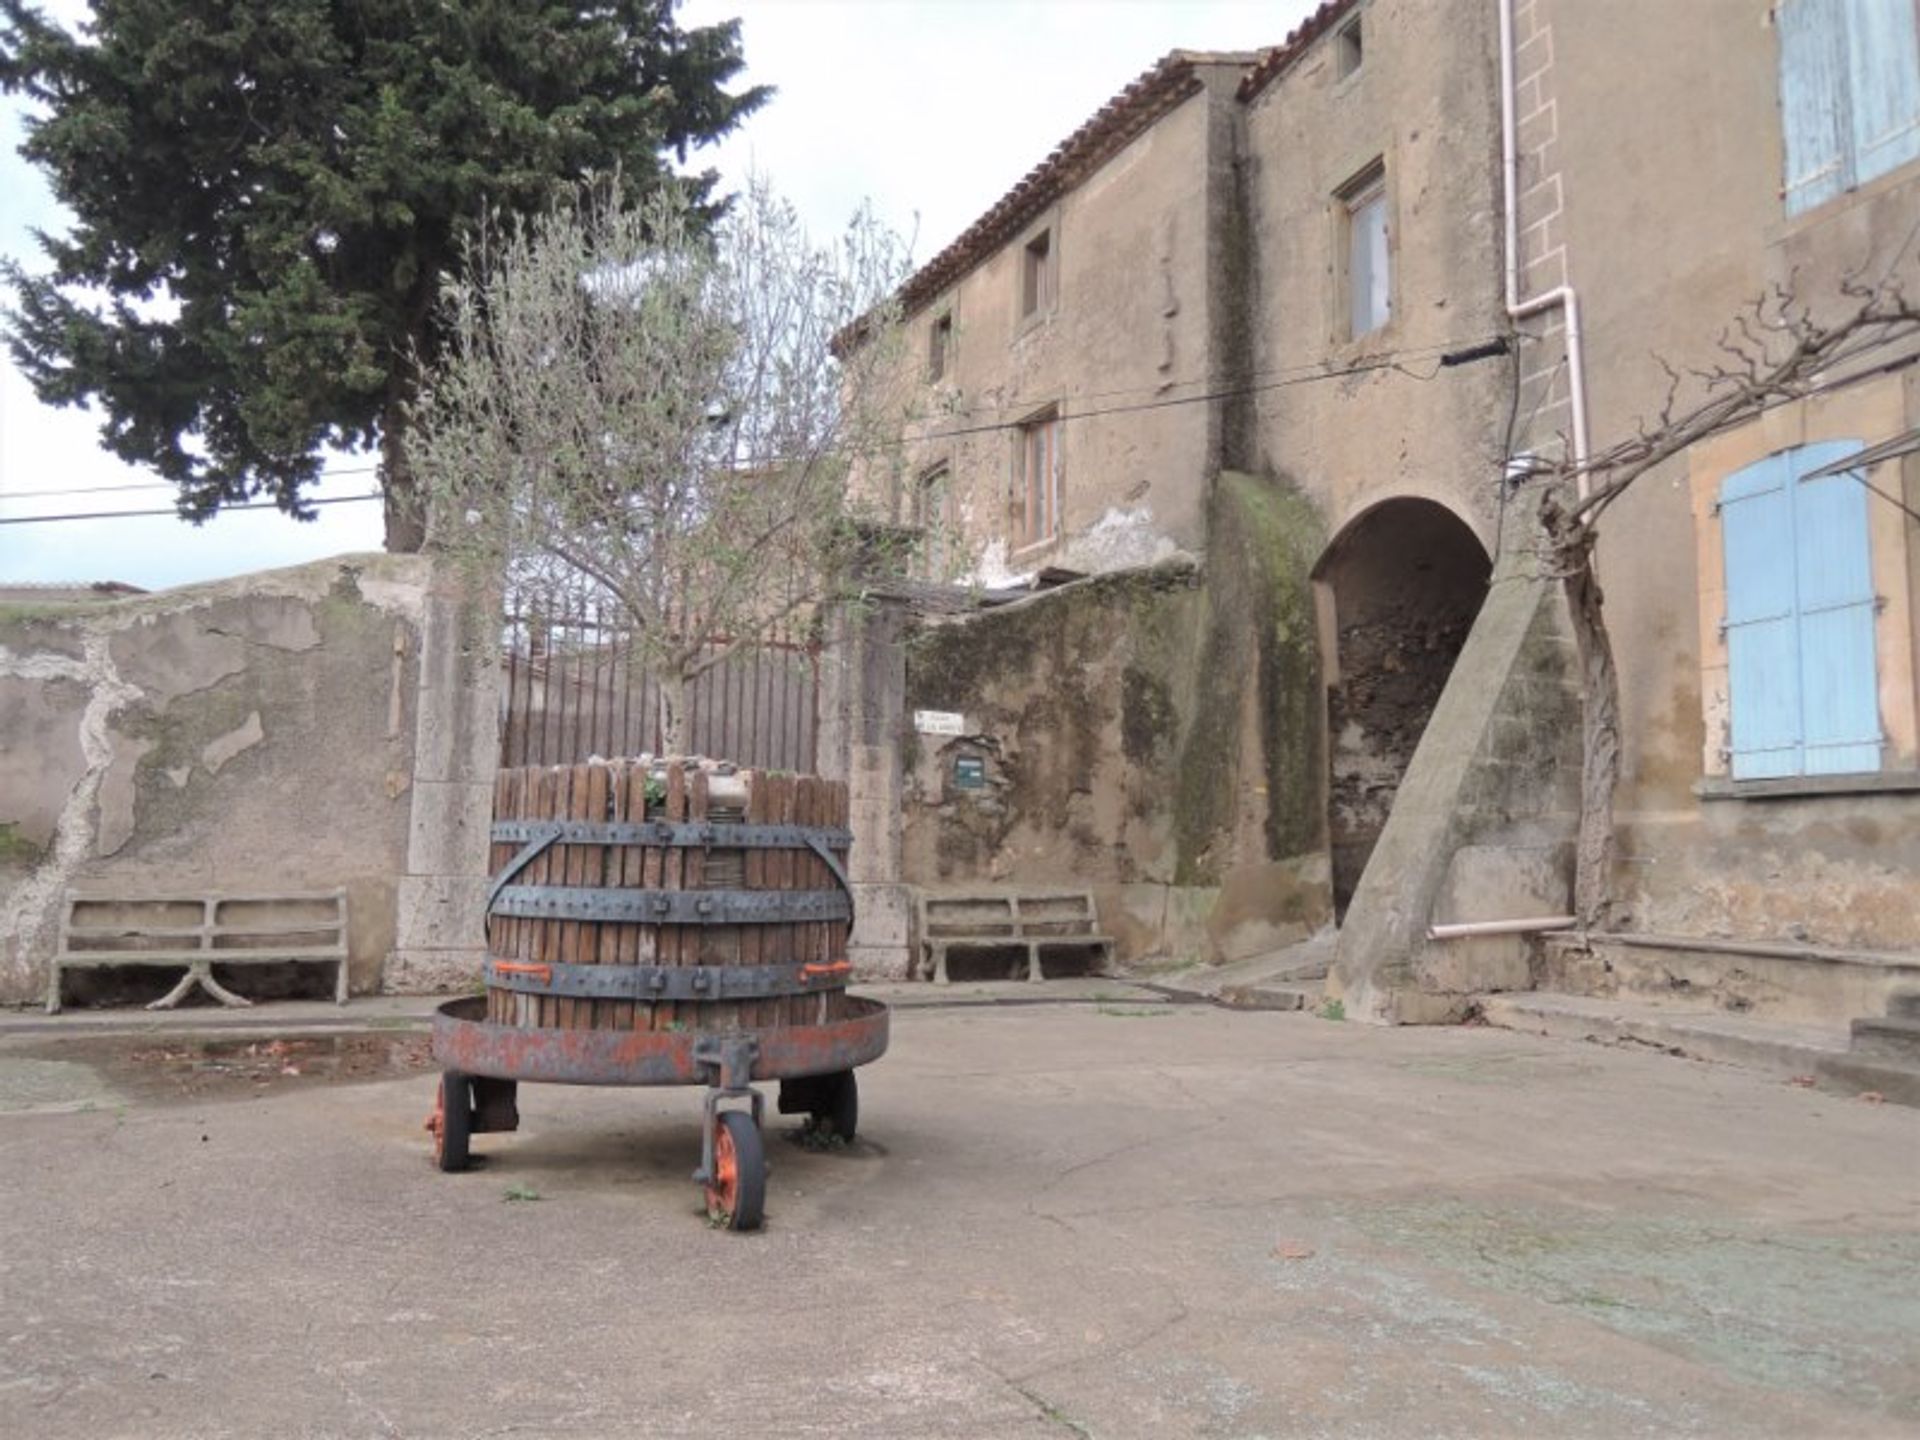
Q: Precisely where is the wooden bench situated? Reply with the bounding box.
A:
[916,889,1114,984]
[47,890,350,1013]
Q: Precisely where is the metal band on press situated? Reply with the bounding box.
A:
[488,820,852,851]
[488,886,851,925]
[484,958,851,1001]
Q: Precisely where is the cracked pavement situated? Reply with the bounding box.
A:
[1,1000,1917,1437]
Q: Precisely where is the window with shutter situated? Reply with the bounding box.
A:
[1012,411,1060,550]
[1778,0,1920,216]
[1721,441,1881,778]
[1338,162,1390,338]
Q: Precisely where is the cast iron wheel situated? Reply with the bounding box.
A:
[432,1070,472,1173]
[813,1069,858,1142]
[705,1110,766,1232]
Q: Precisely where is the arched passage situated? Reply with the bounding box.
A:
[1315,499,1490,921]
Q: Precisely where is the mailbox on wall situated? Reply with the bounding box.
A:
[952,756,988,790]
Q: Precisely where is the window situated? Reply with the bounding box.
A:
[1336,15,1364,79]
[913,462,953,577]
[1340,164,1390,338]
[1020,228,1055,320]
[1778,0,1920,215]
[1012,410,1060,550]
[1720,441,1880,778]
[928,312,953,382]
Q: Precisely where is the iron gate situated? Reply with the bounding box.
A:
[499,596,819,771]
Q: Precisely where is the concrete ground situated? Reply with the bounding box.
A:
[1,993,1917,1438]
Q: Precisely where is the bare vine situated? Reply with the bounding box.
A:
[1529,269,1920,927]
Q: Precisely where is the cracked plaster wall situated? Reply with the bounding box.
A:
[0,554,446,1004]
[899,473,1332,969]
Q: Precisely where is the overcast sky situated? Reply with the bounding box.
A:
[0,0,1312,591]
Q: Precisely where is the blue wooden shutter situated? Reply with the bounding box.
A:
[1843,0,1920,186]
[1723,454,1804,777]
[1721,441,1880,780]
[1790,439,1881,774]
[1780,0,1854,214]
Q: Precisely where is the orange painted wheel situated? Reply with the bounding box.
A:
[429,1071,471,1172]
[704,1110,765,1231]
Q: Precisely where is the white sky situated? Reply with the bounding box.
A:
[0,0,1312,591]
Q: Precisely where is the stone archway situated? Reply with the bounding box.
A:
[1315,499,1490,921]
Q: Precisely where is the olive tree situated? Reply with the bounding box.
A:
[408,178,914,752]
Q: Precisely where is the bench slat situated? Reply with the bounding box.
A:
[65,891,346,905]
[60,946,347,966]
[66,924,343,941]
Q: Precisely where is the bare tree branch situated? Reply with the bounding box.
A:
[1523,267,1920,925]
[407,177,918,753]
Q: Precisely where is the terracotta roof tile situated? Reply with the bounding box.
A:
[893,49,1260,320]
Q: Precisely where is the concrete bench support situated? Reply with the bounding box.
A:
[49,889,350,1013]
[916,890,1114,984]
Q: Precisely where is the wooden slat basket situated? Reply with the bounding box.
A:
[483,757,854,1035]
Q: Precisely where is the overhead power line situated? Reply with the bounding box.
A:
[0,464,381,502]
[0,492,383,526]
[1,335,1514,525]
[898,333,1510,448]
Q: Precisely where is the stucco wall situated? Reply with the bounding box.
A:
[0,554,497,1005]
[1241,0,1509,551]
[1536,0,1920,951]
[878,63,1250,584]
[898,473,1331,966]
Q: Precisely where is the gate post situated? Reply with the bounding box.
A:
[818,594,914,979]
[389,560,503,992]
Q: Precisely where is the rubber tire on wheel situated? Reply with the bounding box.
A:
[814,1069,858,1142]
[436,1071,472,1173]
[706,1110,766,1232]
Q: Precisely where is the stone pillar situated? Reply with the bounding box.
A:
[387,565,501,992]
[819,597,913,979]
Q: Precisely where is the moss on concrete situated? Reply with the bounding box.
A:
[0,601,109,623]
[1120,666,1176,764]
[1230,473,1326,861]
[1171,472,1324,884]
[905,560,1198,709]
[896,493,1330,909]
[0,822,45,865]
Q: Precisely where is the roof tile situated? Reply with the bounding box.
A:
[894,48,1260,319]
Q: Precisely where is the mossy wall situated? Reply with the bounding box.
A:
[900,471,1330,963]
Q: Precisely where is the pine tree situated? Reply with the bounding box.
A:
[0,1,768,550]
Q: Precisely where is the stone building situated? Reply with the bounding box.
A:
[841,0,1920,1030]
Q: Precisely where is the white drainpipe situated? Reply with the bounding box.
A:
[1499,0,1591,498]
[1411,10,1591,951]
[1427,915,1576,940]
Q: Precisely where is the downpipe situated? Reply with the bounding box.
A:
[1499,0,1591,497]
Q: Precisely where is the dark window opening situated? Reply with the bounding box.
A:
[1337,16,1363,79]
[928,313,953,381]
[1021,229,1054,318]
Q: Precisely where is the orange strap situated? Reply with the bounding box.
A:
[800,961,852,981]
[492,961,552,984]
